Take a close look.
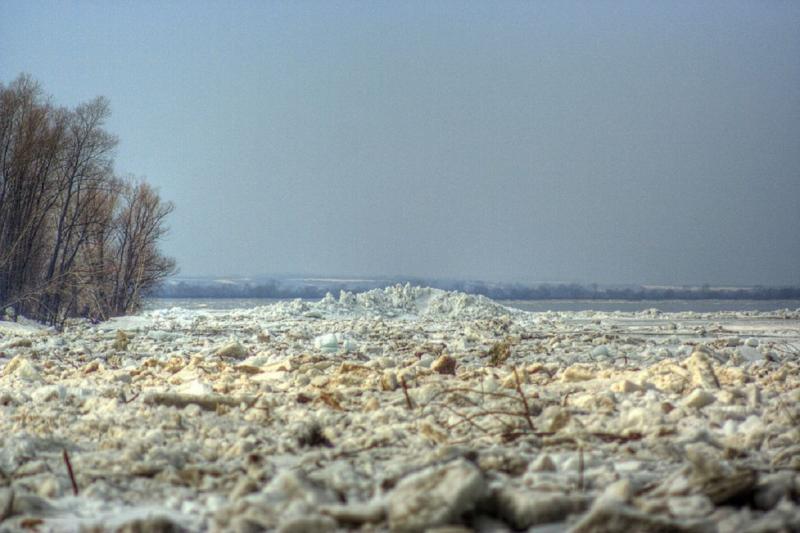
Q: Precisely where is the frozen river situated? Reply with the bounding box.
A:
[2,286,799,531]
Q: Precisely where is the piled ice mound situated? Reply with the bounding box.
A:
[278,284,517,320]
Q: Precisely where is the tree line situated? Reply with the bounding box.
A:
[0,74,175,327]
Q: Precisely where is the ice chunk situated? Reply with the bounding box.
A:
[314,333,339,353]
[684,389,716,409]
[387,458,486,532]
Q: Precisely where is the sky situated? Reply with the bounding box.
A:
[2,1,799,286]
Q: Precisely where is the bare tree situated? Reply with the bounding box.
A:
[0,74,175,326]
[79,178,122,321]
[0,75,66,316]
[37,97,118,324]
[102,180,176,317]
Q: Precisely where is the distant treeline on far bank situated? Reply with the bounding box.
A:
[152,277,800,302]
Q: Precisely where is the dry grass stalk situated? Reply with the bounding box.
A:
[487,341,512,366]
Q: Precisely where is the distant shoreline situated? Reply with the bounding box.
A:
[150,279,800,302]
[143,296,800,314]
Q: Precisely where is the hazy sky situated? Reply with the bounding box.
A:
[2,1,799,285]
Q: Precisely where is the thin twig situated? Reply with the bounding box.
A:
[513,367,535,431]
[123,392,139,404]
[578,445,584,492]
[63,449,79,496]
[423,386,525,405]
[400,376,414,410]
[591,431,644,443]
[437,402,492,434]
[442,405,516,433]
[561,390,575,407]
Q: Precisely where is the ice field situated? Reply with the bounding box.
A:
[1,285,799,531]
